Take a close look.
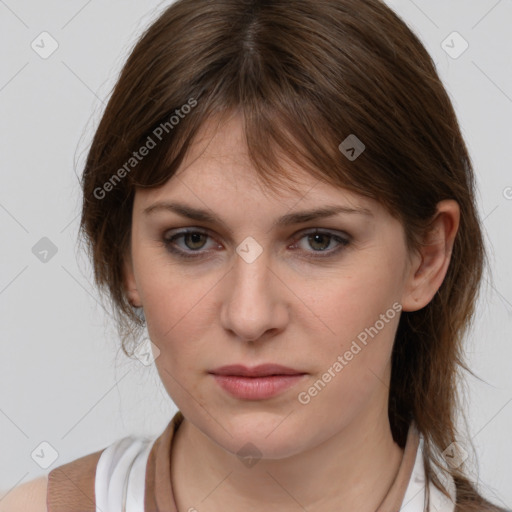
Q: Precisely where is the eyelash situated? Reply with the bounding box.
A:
[161,228,350,261]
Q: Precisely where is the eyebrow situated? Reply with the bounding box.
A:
[143,201,373,231]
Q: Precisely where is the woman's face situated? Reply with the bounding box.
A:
[124,113,421,459]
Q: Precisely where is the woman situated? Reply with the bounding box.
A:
[2,0,509,511]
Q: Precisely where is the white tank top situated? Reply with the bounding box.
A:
[94,432,457,512]
[95,435,155,512]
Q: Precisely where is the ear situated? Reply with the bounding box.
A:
[401,199,460,312]
[123,250,142,308]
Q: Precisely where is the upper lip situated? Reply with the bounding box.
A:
[209,364,306,377]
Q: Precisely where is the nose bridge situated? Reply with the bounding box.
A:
[231,238,272,304]
[221,238,286,341]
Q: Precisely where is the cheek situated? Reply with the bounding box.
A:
[314,261,402,343]
[131,248,227,392]
[143,284,208,405]
[307,258,403,395]
[299,286,400,432]
[135,247,210,330]
[144,289,201,354]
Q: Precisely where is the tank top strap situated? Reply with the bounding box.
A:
[95,435,155,512]
[46,435,155,512]
[46,412,184,512]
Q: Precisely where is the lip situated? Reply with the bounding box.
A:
[209,364,305,377]
[211,374,307,400]
[209,364,307,400]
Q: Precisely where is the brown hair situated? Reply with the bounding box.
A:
[78,0,506,510]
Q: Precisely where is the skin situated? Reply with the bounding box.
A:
[123,112,460,512]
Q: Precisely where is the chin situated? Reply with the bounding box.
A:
[221,434,307,463]
[210,412,308,460]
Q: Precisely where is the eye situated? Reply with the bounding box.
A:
[163,229,217,259]
[290,229,350,259]
[161,228,350,260]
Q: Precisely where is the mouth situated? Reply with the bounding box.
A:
[208,364,307,400]
[208,363,306,377]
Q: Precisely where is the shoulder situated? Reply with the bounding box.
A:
[0,446,106,512]
[0,446,105,512]
[0,422,175,512]
[46,446,106,511]
[0,474,48,512]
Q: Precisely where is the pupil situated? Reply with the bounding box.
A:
[187,233,205,249]
[310,234,329,251]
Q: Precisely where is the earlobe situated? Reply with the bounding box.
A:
[123,253,142,308]
[401,199,460,312]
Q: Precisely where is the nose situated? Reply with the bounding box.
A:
[220,246,289,343]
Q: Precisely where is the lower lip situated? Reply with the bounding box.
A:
[211,374,307,400]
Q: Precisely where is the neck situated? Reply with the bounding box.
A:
[170,395,405,512]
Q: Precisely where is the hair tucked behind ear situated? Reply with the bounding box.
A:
[78,1,508,510]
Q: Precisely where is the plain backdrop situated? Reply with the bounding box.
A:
[1,0,511,506]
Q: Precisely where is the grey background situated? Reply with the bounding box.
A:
[0,0,511,506]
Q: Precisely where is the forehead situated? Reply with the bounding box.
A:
[134,112,379,214]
